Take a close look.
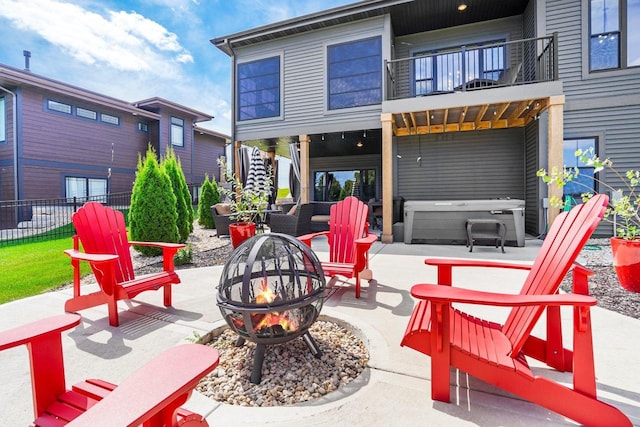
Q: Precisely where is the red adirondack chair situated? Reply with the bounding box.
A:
[401,194,632,426]
[64,202,185,327]
[298,196,377,298]
[0,313,219,426]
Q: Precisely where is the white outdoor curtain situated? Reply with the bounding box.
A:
[245,146,268,194]
[289,143,301,203]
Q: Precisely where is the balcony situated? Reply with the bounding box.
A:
[385,34,557,101]
[383,34,560,136]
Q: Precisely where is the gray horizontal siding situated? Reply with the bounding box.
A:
[524,120,540,235]
[565,105,640,170]
[235,17,386,141]
[395,128,525,201]
[548,0,640,101]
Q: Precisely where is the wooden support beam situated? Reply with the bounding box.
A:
[474,104,489,129]
[491,102,510,127]
[299,134,310,204]
[546,95,565,227]
[381,113,394,243]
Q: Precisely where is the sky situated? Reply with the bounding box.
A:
[0,0,355,136]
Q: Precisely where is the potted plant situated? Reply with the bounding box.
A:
[217,158,272,248]
[537,147,640,291]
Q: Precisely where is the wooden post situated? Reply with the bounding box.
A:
[381,113,394,243]
[299,134,310,204]
[267,150,276,201]
[233,140,242,181]
[547,95,565,227]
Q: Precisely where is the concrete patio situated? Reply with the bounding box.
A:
[1,236,638,426]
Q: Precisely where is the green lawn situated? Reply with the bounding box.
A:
[0,237,90,304]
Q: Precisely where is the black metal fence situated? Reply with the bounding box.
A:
[1,184,204,247]
[0,192,132,247]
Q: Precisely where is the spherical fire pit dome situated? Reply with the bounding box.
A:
[217,233,326,346]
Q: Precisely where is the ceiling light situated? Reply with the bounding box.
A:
[458,3,468,11]
[356,141,364,148]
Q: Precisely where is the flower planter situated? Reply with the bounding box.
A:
[229,222,256,248]
[610,237,640,292]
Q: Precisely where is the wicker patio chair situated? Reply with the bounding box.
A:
[268,203,314,236]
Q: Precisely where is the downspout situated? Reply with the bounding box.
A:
[226,39,237,178]
[0,84,18,200]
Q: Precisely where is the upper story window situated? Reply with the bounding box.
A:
[414,41,505,95]
[0,96,5,143]
[76,107,97,120]
[590,0,640,71]
[327,37,382,110]
[237,56,281,121]
[47,100,72,114]
[171,116,184,146]
[100,113,120,125]
[563,137,597,201]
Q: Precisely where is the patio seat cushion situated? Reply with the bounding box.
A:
[312,215,330,224]
[215,203,232,215]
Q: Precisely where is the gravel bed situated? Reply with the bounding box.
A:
[561,238,640,320]
[196,320,369,407]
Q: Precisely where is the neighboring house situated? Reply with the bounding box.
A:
[0,62,228,206]
[212,0,640,243]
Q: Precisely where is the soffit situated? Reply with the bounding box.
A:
[213,0,529,54]
[391,98,548,136]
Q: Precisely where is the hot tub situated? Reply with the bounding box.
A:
[403,199,525,246]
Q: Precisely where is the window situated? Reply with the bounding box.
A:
[237,56,280,120]
[563,138,598,201]
[327,37,382,110]
[590,0,640,70]
[65,177,107,202]
[170,117,184,146]
[138,122,149,132]
[0,96,5,143]
[314,169,376,202]
[47,100,72,114]
[76,107,97,120]
[414,41,505,95]
[100,113,120,125]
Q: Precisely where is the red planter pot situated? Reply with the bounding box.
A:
[610,237,640,292]
[229,222,256,248]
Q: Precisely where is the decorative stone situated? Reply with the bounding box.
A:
[197,320,369,406]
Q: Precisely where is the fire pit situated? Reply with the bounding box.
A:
[217,233,326,383]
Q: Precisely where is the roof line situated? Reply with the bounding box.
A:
[211,0,410,55]
[0,63,160,120]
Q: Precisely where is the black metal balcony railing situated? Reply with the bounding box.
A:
[385,34,558,101]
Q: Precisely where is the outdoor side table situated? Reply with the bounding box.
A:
[466,219,506,253]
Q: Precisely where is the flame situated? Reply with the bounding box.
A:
[254,311,299,332]
[251,279,299,332]
[255,277,276,304]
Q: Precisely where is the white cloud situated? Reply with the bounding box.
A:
[0,0,192,74]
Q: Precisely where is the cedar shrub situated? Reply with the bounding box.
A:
[129,146,179,255]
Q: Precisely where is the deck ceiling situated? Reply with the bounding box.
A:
[391,98,549,136]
